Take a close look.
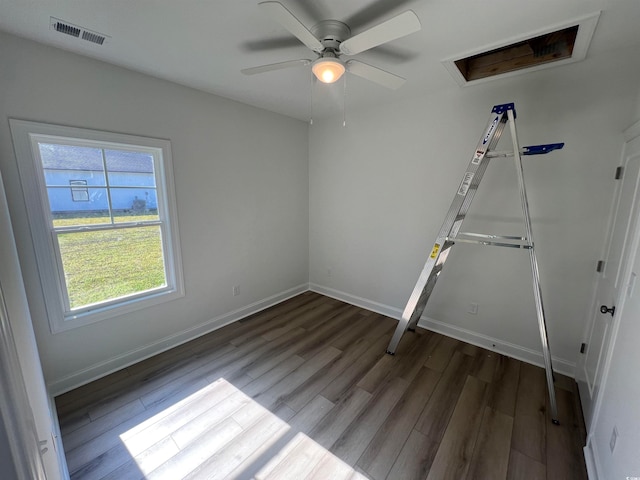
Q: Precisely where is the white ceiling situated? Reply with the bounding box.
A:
[1,0,639,120]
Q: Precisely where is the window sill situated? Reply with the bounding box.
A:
[51,286,185,334]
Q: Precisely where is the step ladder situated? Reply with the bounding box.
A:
[386,103,563,424]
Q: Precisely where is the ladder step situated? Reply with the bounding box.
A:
[486,143,565,158]
[450,232,532,249]
[523,143,564,155]
[447,236,532,249]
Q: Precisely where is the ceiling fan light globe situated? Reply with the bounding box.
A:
[322,70,334,82]
[312,58,345,84]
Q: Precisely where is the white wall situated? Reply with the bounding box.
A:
[309,46,640,373]
[0,32,309,393]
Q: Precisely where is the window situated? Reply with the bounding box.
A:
[10,120,184,333]
[69,180,89,202]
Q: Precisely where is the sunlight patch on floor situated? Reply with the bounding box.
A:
[118,378,369,479]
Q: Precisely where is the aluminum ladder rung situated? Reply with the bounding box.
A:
[486,143,565,158]
[448,232,533,249]
[386,103,562,424]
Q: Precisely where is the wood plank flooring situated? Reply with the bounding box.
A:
[55,292,588,480]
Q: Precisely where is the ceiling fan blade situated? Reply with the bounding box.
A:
[242,36,303,52]
[339,10,421,56]
[259,1,324,53]
[241,59,312,76]
[346,60,406,89]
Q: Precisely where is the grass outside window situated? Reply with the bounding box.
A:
[55,214,167,310]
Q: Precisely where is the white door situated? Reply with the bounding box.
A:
[577,126,640,428]
[584,203,640,479]
[0,173,66,479]
[585,197,640,479]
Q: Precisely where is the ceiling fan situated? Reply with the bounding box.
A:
[242,1,421,90]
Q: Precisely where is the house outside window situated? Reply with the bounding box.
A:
[9,120,184,333]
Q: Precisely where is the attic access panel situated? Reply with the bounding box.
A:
[455,26,579,82]
[442,12,600,86]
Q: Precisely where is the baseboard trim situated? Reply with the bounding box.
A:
[583,442,599,480]
[310,283,402,320]
[418,316,576,377]
[48,283,310,395]
[584,435,603,480]
[309,283,576,377]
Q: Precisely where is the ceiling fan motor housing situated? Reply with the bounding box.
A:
[311,20,351,51]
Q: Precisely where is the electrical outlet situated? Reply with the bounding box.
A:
[327,267,332,277]
[233,285,240,296]
[467,302,479,315]
[610,426,618,453]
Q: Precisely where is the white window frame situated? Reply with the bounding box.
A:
[10,120,184,333]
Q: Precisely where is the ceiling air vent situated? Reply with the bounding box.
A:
[82,30,106,45]
[50,17,109,46]
[52,20,80,38]
[442,12,600,86]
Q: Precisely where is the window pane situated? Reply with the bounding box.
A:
[109,187,160,223]
[105,149,156,187]
[39,143,106,186]
[58,226,167,310]
[40,142,109,227]
[48,187,111,227]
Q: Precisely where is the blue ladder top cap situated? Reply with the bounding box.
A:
[523,143,565,155]
[492,103,516,118]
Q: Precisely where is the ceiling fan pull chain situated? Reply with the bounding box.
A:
[309,73,314,125]
[343,75,347,127]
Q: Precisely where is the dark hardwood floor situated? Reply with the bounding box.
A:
[55,292,588,480]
